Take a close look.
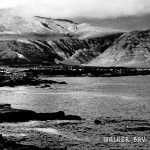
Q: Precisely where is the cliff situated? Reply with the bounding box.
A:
[0,33,123,65]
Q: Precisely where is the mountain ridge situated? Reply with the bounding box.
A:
[0,11,124,66]
[88,29,150,67]
[1,9,150,67]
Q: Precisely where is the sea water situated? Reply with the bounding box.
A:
[1,76,150,149]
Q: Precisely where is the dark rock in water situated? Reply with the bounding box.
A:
[0,104,36,122]
[40,84,51,88]
[0,104,82,123]
[0,110,36,123]
[58,82,67,84]
[94,118,118,125]
[65,115,82,120]
[39,79,67,85]
[94,119,102,125]
[35,111,65,121]
[0,71,67,87]
[0,104,11,109]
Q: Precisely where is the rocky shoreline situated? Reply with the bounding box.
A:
[0,134,67,150]
[0,71,67,87]
[0,104,81,149]
[0,104,82,123]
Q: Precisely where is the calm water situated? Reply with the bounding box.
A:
[1,76,150,119]
[1,76,150,149]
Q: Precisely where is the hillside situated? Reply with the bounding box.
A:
[88,30,150,67]
[0,11,124,65]
[0,33,123,65]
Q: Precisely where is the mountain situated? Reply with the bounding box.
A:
[0,10,124,65]
[88,29,150,67]
[0,33,123,65]
[2,9,150,68]
[0,15,77,34]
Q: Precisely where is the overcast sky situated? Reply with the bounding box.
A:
[1,0,150,18]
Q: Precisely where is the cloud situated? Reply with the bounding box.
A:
[0,0,28,8]
[1,0,150,18]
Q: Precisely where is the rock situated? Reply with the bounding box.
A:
[65,115,82,120]
[94,119,102,125]
[0,110,36,123]
[41,80,67,85]
[40,84,51,88]
[35,111,65,121]
[94,118,119,125]
[31,112,82,121]
[0,71,68,87]
[58,82,67,84]
[0,104,11,109]
[0,104,82,123]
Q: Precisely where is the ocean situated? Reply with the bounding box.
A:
[1,76,150,149]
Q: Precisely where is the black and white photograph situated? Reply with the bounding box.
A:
[0,0,150,149]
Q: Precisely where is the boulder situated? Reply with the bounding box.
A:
[94,118,119,125]
[0,104,82,122]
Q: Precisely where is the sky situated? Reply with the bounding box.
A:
[0,0,150,19]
